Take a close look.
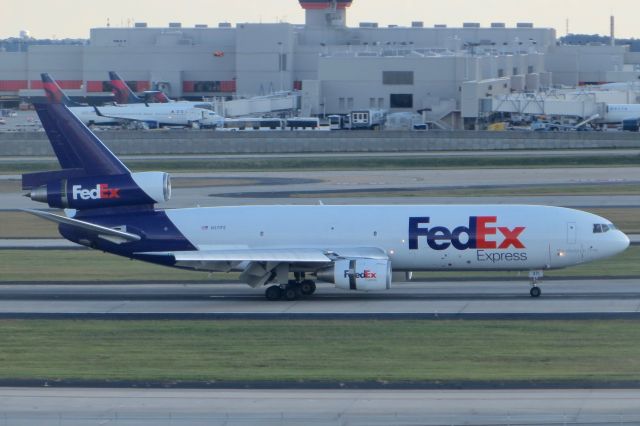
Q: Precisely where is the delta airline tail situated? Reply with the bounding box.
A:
[146,89,171,103]
[109,71,171,104]
[41,73,84,107]
[109,71,146,104]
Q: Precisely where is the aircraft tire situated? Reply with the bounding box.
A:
[265,285,283,301]
[300,280,316,296]
[283,285,300,301]
[529,286,541,298]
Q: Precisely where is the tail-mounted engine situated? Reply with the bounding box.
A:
[26,172,171,209]
[317,259,391,291]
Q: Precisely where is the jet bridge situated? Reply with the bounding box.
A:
[491,92,602,118]
[215,92,300,118]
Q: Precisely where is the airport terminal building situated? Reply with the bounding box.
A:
[1,0,639,126]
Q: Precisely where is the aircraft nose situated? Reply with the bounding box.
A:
[620,232,631,250]
[616,231,631,253]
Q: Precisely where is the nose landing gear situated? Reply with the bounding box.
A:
[529,286,541,298]
[529,270,543,298]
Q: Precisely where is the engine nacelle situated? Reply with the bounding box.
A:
[317,259,391,292]
[28,172,171,209]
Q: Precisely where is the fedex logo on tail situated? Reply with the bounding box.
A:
[409,216,525,251]
[72,184,121,200]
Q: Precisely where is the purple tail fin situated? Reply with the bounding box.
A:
[23,104,130,189]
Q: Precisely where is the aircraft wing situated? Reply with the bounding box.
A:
[93,105,149,122]
[135,246,389,283]
[136,246,388,265]
[136,248,332,266]
[24,209,141,243]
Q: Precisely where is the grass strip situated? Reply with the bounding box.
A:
[0,320,638,382]
[0,249,213,282]
[1,154,640,174]
[0,247,637,283]
[0,211,61,238]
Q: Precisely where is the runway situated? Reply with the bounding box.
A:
[1,388,639,426]
[1,280,640,319]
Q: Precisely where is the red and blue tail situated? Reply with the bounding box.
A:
[109,71,145,104]
[41,73,84,107]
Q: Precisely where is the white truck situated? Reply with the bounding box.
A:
[349,109,386,130]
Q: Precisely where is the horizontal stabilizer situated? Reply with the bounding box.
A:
[23,209,141,243]
[22,168,86,190]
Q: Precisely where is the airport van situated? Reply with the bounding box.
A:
[349,109,386,130]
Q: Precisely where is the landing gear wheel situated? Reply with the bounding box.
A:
[530,286,541,298]
[299,280,316,296]
[283,285,300,301]
[265,285,283,301]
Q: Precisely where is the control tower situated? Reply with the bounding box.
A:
[299,0,353,27]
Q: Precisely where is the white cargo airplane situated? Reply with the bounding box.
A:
[23,103,630,300]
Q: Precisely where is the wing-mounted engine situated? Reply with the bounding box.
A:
[26,171,171,209]
[317,258,392,291]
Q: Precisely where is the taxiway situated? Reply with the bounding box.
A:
[1,280,639,319]
[0,388,639,425]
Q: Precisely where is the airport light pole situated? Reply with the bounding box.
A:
[278,41,284,92]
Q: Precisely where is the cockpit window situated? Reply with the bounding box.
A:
[593,223,616,233]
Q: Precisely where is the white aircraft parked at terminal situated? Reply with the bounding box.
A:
[108,71,217,112]
[94,103,223,129]
[23,103,630,300]
[603,104,640,124]
[41,73,223,129]
[597,82,640,91]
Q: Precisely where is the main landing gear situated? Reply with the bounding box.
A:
[529,270,543,298]
[265,280,317,301]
